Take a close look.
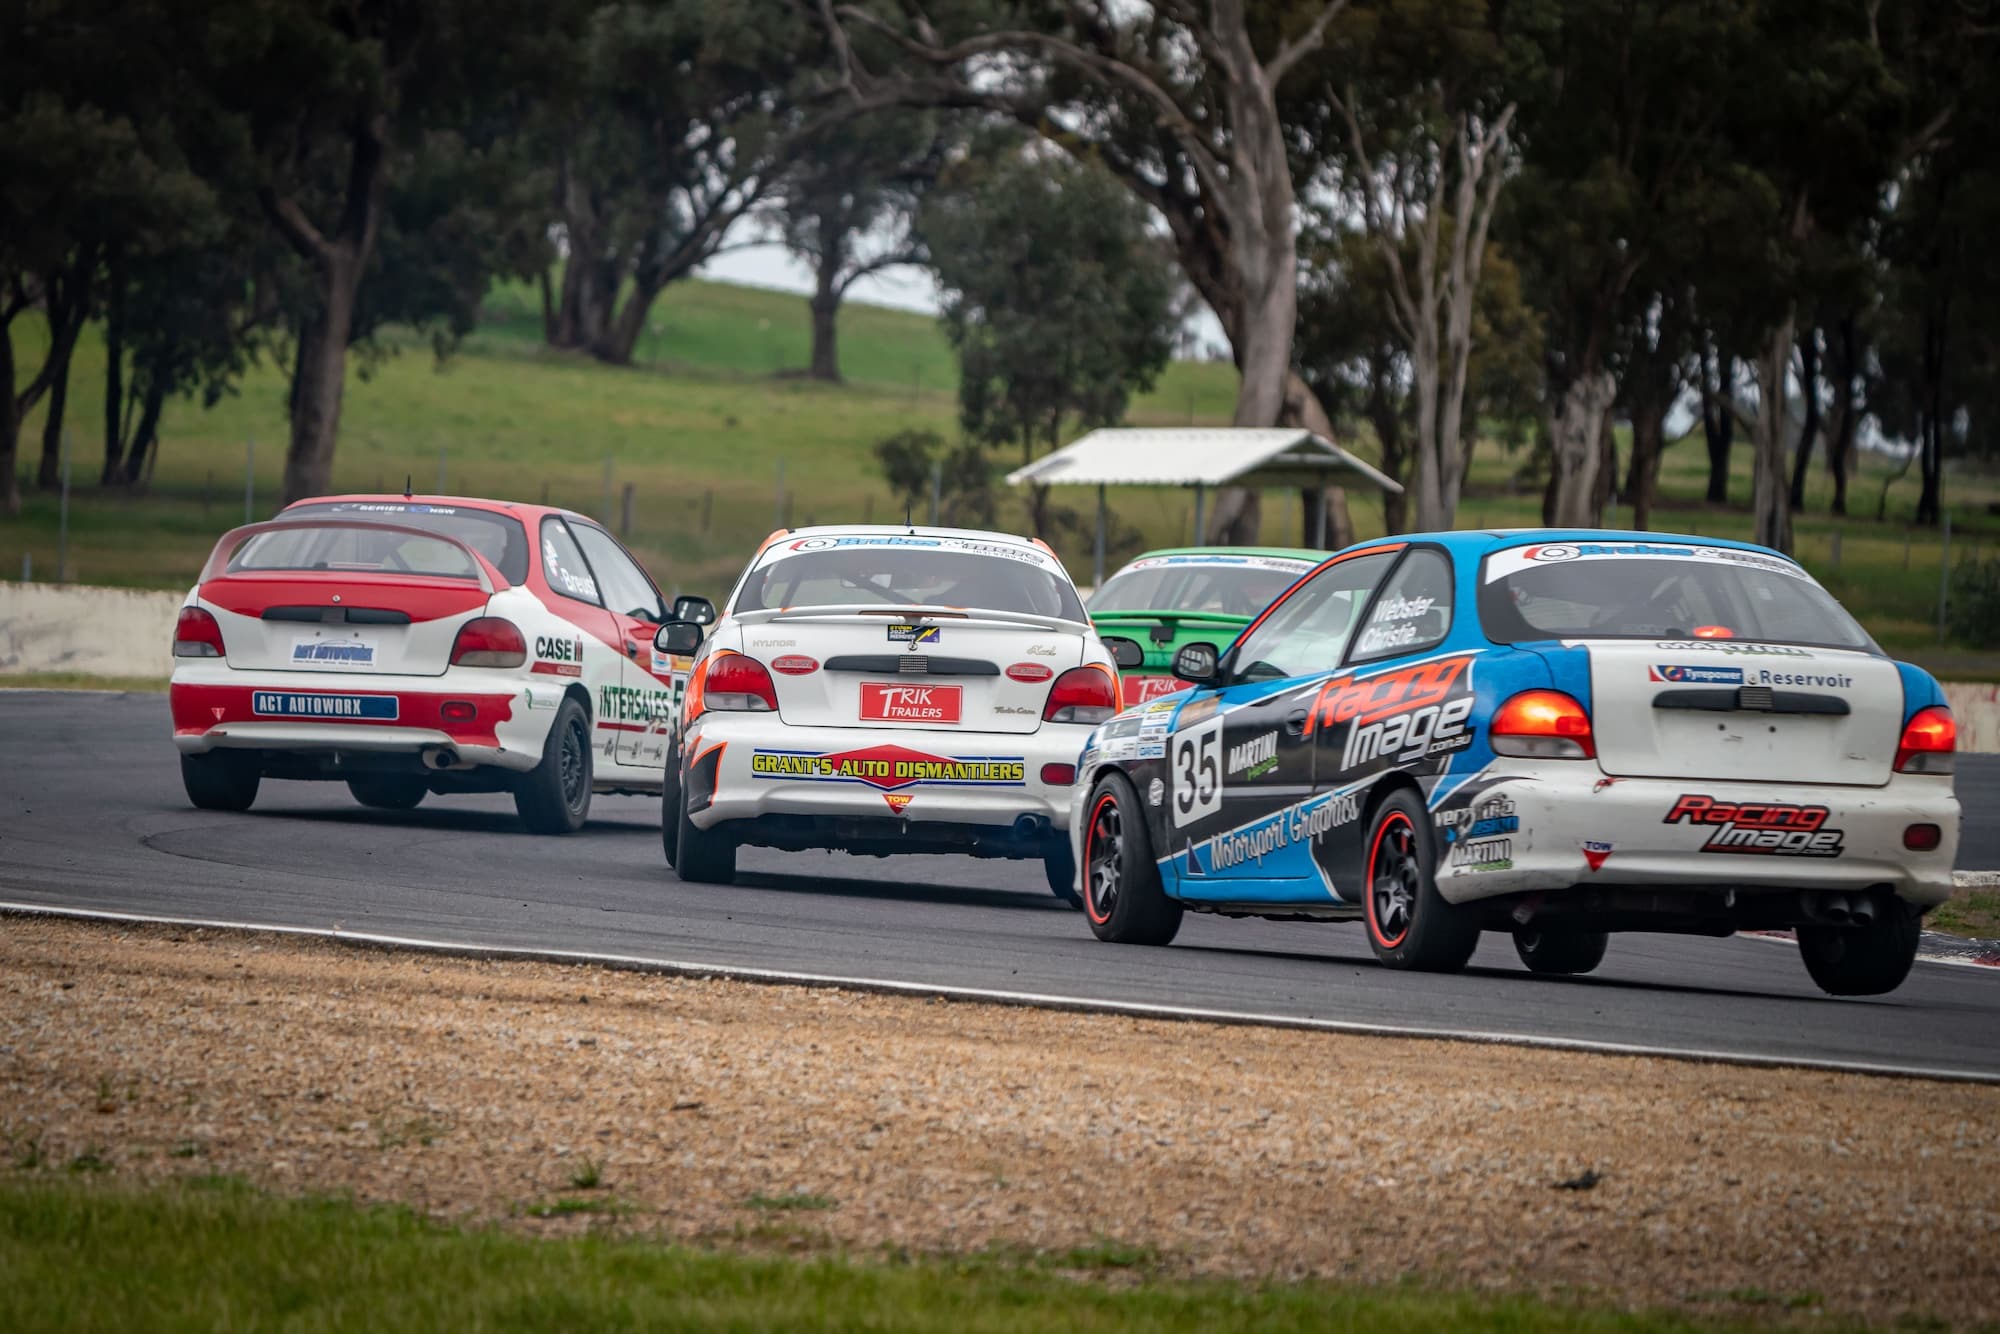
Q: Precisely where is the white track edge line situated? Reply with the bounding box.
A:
[5,901,1995,1087]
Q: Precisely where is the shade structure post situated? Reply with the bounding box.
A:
[1193,482,1206,543]
[1313,489,1326,549]
[1093,483,1106,588]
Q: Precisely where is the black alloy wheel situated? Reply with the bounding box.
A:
[515,696,593,834]
[1080,772,1181,945]
[1361,789,1478,973]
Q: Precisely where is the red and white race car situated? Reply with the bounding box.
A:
[168,495,707,832]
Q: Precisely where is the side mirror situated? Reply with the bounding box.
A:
[1099,635,1144,669]
[653,620,704,656]
[1172,641,1221,685]
[672,594,717,626]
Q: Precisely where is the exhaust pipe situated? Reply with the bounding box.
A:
[1802,890,1851,924]
[1013,814,1049,838]
[1849,895,1879,925]
[422,747,461,771]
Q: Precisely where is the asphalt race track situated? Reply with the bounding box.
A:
[3,691,1997,1079]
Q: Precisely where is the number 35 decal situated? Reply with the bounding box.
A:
[1172,718,1223,828]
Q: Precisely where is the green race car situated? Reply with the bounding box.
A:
[1087,547,1324,705]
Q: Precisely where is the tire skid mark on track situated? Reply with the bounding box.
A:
[6,899,1996,1087]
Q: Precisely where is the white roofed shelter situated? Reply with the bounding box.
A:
[1005,428,1404,585]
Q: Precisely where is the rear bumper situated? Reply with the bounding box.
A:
[168,668,551,774]
[1433,764,1960,909]
[682,716,1089,847]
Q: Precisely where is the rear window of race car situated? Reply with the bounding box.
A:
[1477,541,1875,650]
[737,539,1087,621]
[244,503,530,584]
[1088,557,1313,618]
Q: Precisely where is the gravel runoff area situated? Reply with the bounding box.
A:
[4,918,1997,1327]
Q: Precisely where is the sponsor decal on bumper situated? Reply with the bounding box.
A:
[1664,793,1845,857]
[748,743,1025,791]
[860,683,961,723]
[252,691,397,720]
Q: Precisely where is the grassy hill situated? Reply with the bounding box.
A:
[3,275,1996,657]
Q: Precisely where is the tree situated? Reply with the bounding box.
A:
[1296,215,1539,537]
[0,1,214,516]
[771,112,945,382]
[199,0,546,504]
[1867,0,2000,526]
[922,144,1176,537]
[818,0,1355,544]
[1317,0,1522,532]
[541,0,819,366]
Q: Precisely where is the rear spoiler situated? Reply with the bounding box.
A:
[743,603,1083,634]
[198,518,511,595]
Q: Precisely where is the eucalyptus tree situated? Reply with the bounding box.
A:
[816,0,1356,542]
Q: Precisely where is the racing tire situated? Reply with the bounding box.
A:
[514,696,592,834]
[671,760,736,885]
[180,751,260,812]
[346,774,428,811]
[1080,772,1181,946]
[1043,842,1081,909]
[660,759,681,865]
[1797,902,1922,997]
[1513,926,1608,976]
[1363,789,1478,973]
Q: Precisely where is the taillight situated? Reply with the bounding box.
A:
[450,617,527,668]
[1895,705,1955,774]
[1044,665,1120,724]
[699,651,778,712]
[173,606,225,658]
[1491,689,1594,760]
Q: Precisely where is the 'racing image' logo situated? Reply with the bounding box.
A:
[1303,654,1476,772]
[1663,793,1845,858]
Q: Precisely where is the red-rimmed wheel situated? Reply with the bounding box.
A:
[1363,790,1477,973]
[1081,773,1181,946]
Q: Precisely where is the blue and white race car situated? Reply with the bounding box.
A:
[1068,530,1960,997]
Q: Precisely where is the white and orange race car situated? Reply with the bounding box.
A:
[169,495,708,832]
[659,525,1143,902]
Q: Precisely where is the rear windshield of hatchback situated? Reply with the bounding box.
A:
[239,502,530,585]
[1478,543,1875,651]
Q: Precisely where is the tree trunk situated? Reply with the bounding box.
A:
[121,374,167,488]
[37,348,72,491]
[1700,348,1734,504]
[1593,411,1617,515]
[593,276,664,366]
[808,210,844,383]
[1914,304,1945,527]
[0,315,19,516]
[1546,370,1616,527]
[538,267,558,347]
[1749,314,1796,553]
[1280,369,1352,549]
[33,262,92,490]
[101,251,127,484]
[1826,317,1858,516]
[282,250,362,504]
[1628,411,1664,531]
[1367,357,1408,536]
[808,289,840,383]
[1786,328,1820,512]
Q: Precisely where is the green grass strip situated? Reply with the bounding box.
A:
[0,1175,1801,1333]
